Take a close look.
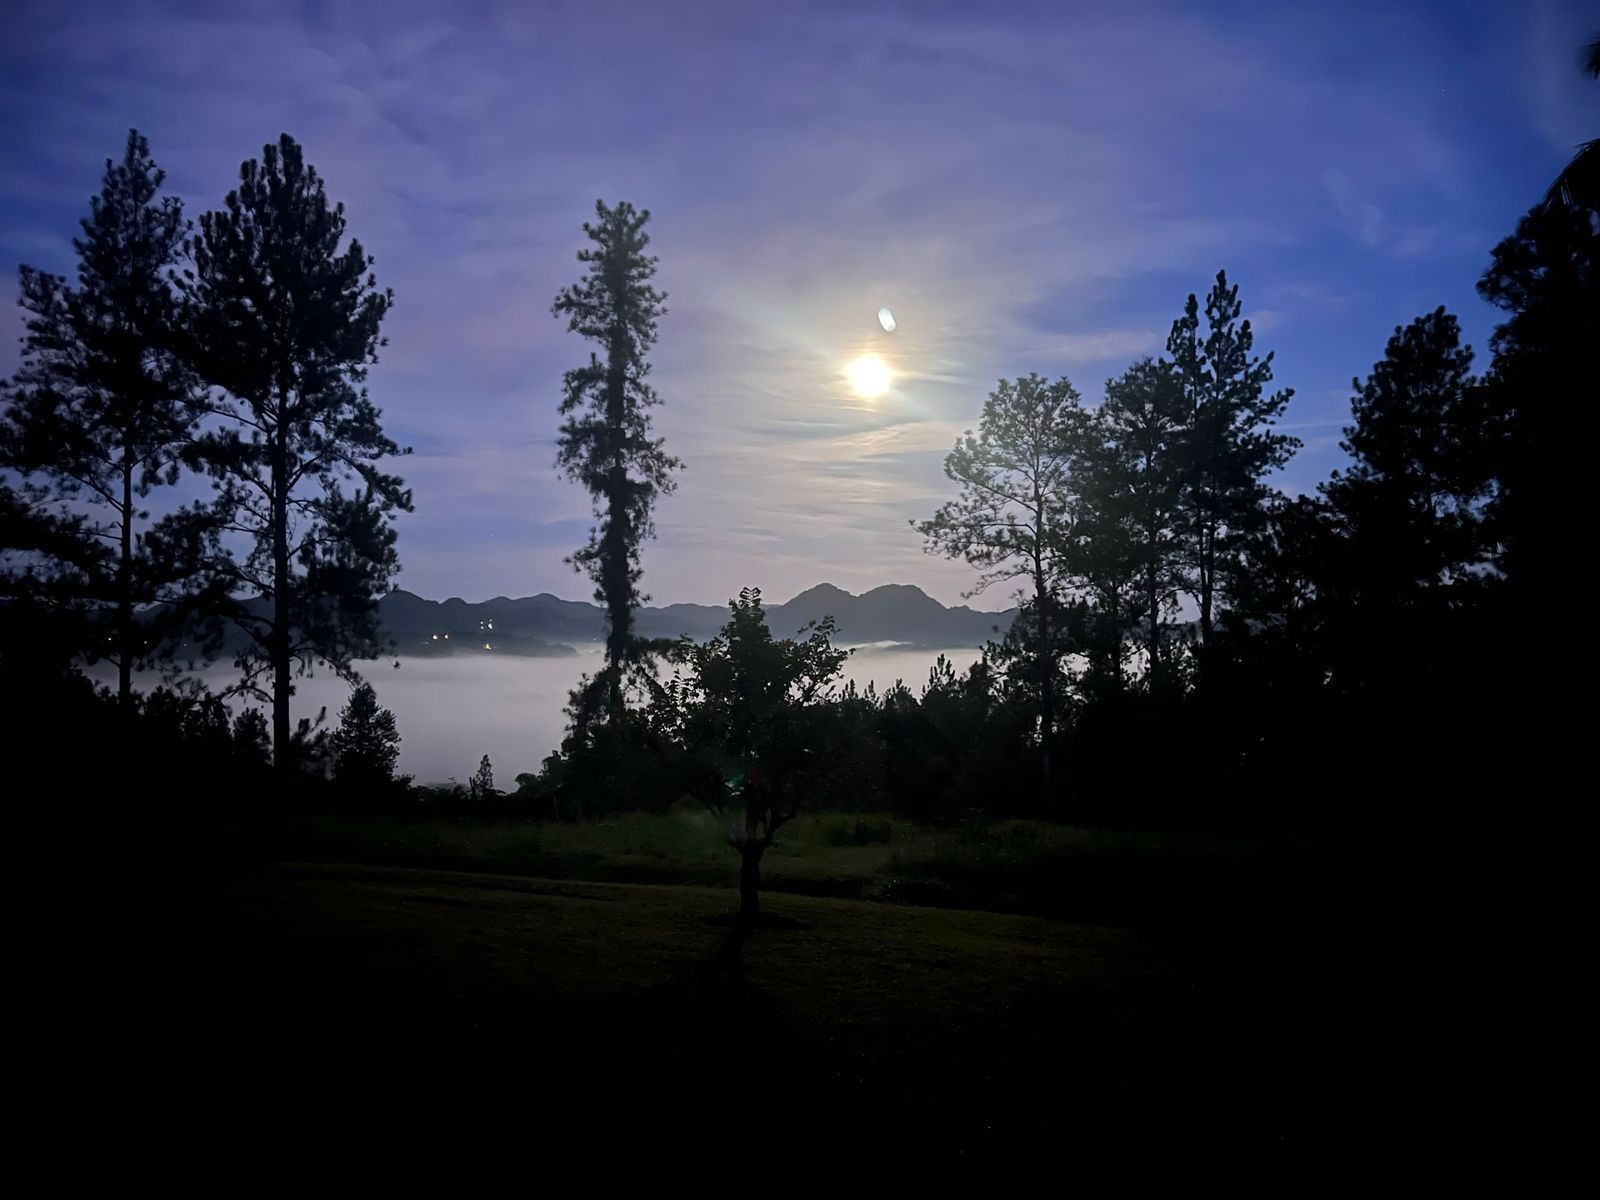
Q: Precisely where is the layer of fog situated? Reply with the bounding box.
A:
[160,643,982,786]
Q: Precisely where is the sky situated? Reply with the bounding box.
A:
[1,0,1594,609]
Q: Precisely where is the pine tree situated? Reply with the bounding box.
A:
[469,754,496,803]
[332,682,401,793]
[1083,357,1190,686]
[1166,272,1297,646]
[1476,203,1598,595]
[1323,308,1488,599]
[552,200,680,721]
[915,374,1092,787]
[0,130,214,707]
[182,134,412,771]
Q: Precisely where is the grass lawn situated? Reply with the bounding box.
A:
[61,857,1348,1182]
[217,807,1332,931]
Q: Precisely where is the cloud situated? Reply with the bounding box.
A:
[1,0,1586,604]
[1017,330,1163,365]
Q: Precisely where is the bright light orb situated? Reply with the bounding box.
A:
[877,307,897,332]
[847,354,893,399]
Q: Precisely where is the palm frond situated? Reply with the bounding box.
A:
[1544,138,1599,211]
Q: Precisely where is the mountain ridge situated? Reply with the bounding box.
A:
[380,582,1016,654]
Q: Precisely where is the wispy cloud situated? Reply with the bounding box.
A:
[1,0,1590,603]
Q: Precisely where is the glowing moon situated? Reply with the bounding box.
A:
[847,354,893,399]
[877,307,897,332]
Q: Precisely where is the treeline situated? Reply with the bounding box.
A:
[2,125,1593,858]
[516,200,1591,844]
[1,130,409,791]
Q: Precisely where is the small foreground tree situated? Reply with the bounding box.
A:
[332,682,401,797]
[664,588,848,924]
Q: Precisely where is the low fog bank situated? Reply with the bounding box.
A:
[105,643,981,786]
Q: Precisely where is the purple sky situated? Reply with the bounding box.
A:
[2,1,1594,608]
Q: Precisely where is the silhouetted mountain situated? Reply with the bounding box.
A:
[379,584,1013,652]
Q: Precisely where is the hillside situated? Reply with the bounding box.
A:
[380,582,1015,652]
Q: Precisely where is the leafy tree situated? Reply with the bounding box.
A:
[552,200,680,721]
[469,754,496,804]
[1166,272,1297,646]
[663,588,848,924]
[1083,357,1190,686]
[332,682,401,794]
[915,374,1091,786]
[182,134,412,771]
[0,130,216,707]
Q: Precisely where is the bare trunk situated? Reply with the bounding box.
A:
[117,457,135,711]
[1034,560,1054,791]
[271,407,292,772]
[1146,560,1160,684]
[601,327,632,709]
[738,843,763,925]
[1198,522,1215,648]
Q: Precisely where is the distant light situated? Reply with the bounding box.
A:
[431,634,438,641]
[484,642,493,650]
[847,353,893,399]
[877,307,896,332]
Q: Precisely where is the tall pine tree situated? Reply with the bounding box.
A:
[183,134,411,771]
[916,374,1092,788]
[1166,271,1297,646]
[1083,357,1190,686]
[0,130,214,708]
[552,200,680,721]
[1323,308,1489,604]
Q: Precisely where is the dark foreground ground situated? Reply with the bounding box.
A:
[48,858,1362,1184]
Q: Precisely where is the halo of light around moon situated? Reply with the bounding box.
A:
[877,307,896,332]
[847,353,893,399]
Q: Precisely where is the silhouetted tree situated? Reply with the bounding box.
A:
[915,374,1091,788]
[1542,35,1598,211]
[664,588,848,923]
[332,682,401,795]
[0,130,216,707]
[1476,202,1598,596]
[0,478,105,608]
[1083,357,1190,686]
[1166,272,1297,647]
[552,200,680,721]
[232,708,273,771]
[183,134,412,771]
[469,754,496,804]
[1323,309,1490,613]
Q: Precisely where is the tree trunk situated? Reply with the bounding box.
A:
[602,329,631,708]
[1034,561,1054,791]
[271,408,292,772]
[117,457,135,711]
[738,843,763,925]
[603,463,629,709]
[1146,561,1160,685]
[1198,525,1215,648]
